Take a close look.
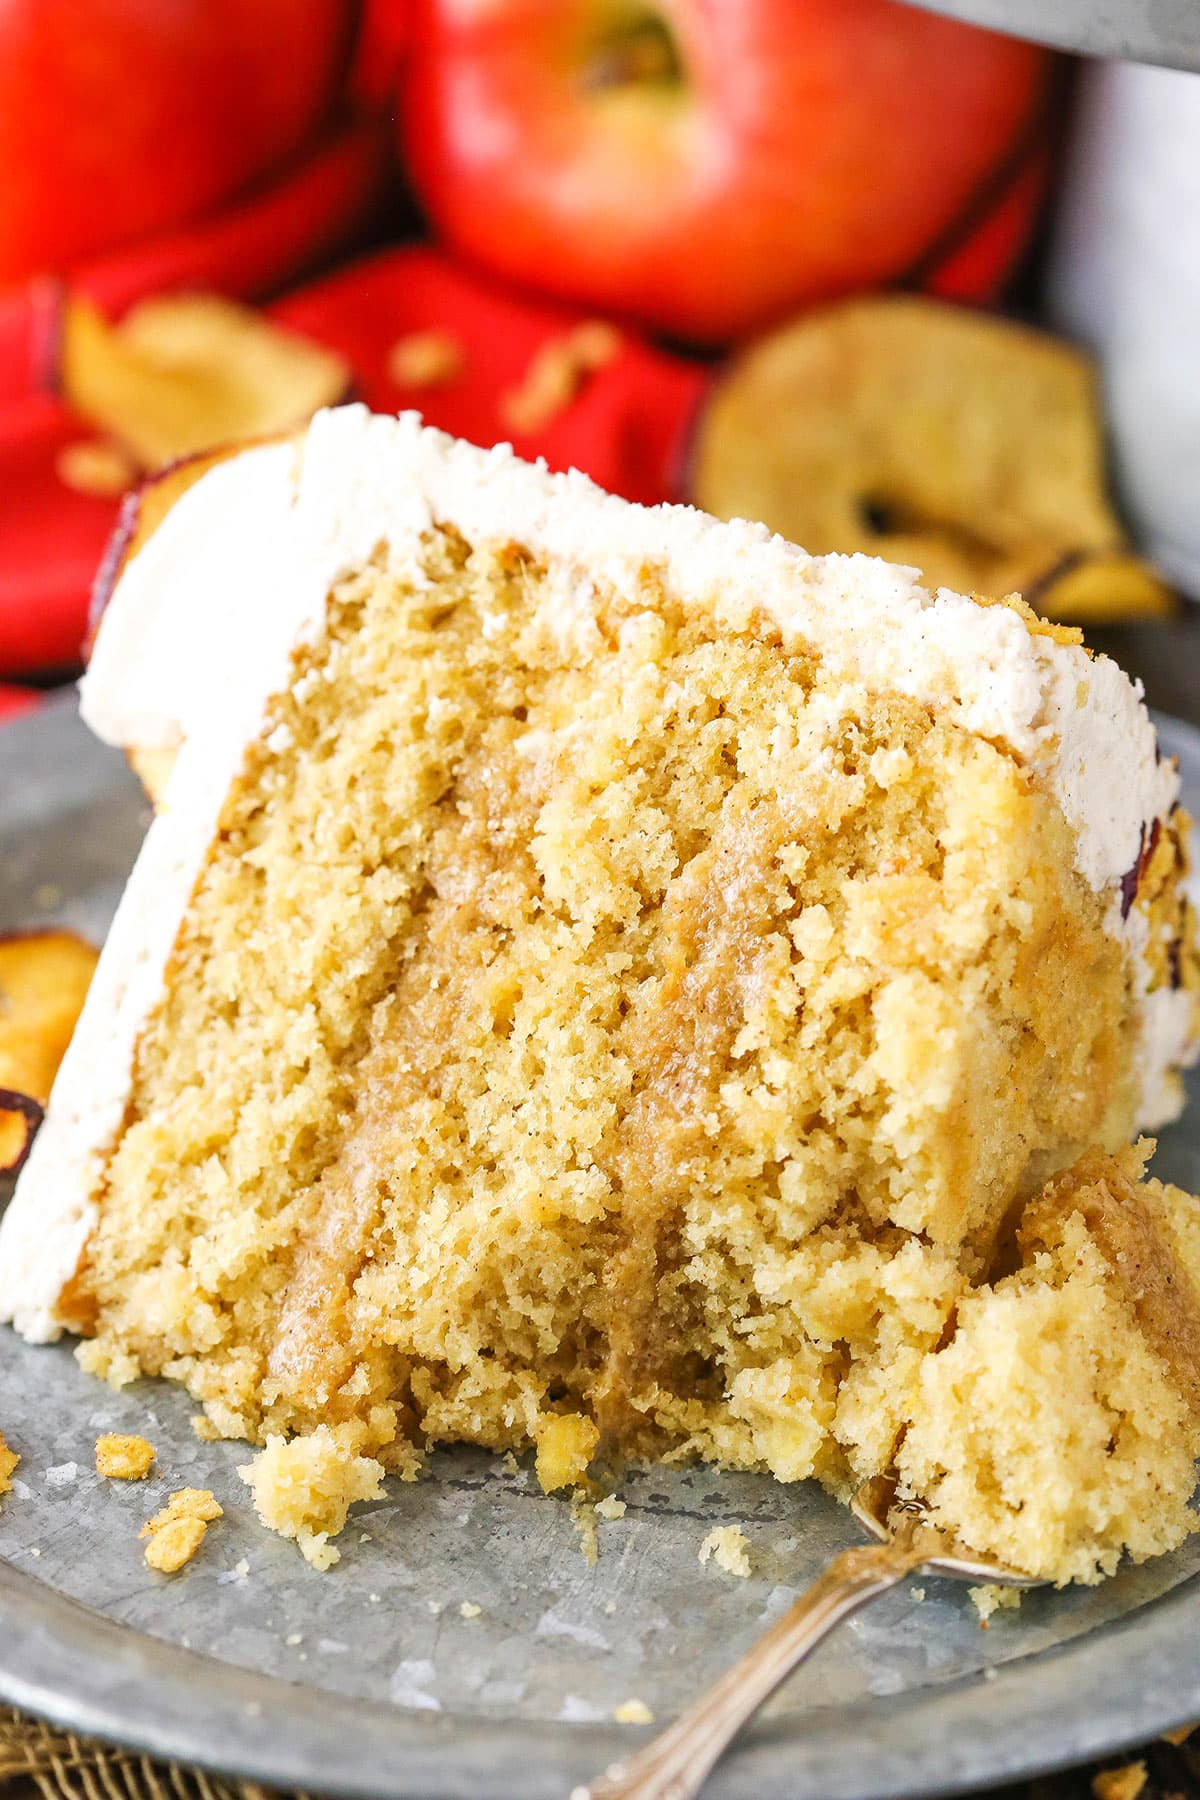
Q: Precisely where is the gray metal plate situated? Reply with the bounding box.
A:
[1,696,1199,1800]
[897,0,1200,71]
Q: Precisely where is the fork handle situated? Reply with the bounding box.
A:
[571,1541,927,1800]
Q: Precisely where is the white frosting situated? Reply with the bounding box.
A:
[1,406,1192,1339]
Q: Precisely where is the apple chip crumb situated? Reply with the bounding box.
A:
[387,329,465,389]
[699,1525,752,1578]
[613,1699,654,1725]
[0,1431,19,1496]
[1091,1762,1148,1800]
[501,321,622,435]
[95,1433,156,1480]
[140,1487,222,1574]
[55,439,138,500]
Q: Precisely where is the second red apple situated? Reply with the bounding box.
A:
[402,0,1050,343]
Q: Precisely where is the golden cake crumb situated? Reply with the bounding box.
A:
[595,1495,627,1521]
[140,1487,222,1573]
[95,1433,156,1480]
[140,1488,223,1534]
[238,1425,385,1570]
[143,1515,208,1574]
[1160,1723,1197,1746]
[1092,1762,1147,1800]
[536,1415,599,1495]
[459,1601,482,1619]
[0,1432,19,1496]
[969,1583,1023,1623]
[614,1699,655,1726]
[569,1490,600,1567]
[699,1526,752,1578]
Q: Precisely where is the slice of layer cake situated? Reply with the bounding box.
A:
[1,407,1197,1579]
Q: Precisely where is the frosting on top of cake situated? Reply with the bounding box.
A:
[1,406,1192,1342]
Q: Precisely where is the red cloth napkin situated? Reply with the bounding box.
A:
[272,248,709,507]
[0,246,709,683]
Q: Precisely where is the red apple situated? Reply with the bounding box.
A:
[402,0,1050,344]
[0,0,353,287]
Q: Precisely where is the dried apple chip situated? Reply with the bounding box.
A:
[0,930,99,1174]
[0,1090,43,1177]
[691,296,1175,624]
[61,292,351,471]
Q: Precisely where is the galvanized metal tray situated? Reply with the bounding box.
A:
[2,696,1199,1800]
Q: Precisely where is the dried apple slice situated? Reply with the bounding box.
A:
[61,292,351,470]
[0,930,99,1173]
[691,296,1175,621]
[0,1089,44,1177]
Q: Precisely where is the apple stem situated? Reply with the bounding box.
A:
[584,15,682,91]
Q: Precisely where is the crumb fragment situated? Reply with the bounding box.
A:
[595,1495,626,1521]
[699,1526,752,1578]
[387,329,464,389]
[614,1699,654,1725]
[192,1414,221,1443]
[143,1515,207,1573]
[95,1433,156,1480]
[139,1487,222,1574]
[0,1432,19,1496]
[459,1601,482,1619]
[1161,1723,1197,1746]
[569,1489,600,1566]
[536,1414,599,1494]
[1092,1762,1147,1800]
[500,322,622,434]
[140,1488,223,1535]
[238,1423,385,1570]
[55,439,137,499]
[969,1583,1023,1623]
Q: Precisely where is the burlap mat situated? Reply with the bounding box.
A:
[2,1705,1197,1800]
[0,1711,300,1800]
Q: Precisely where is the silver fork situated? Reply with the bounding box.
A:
[571,1475,1041,1800]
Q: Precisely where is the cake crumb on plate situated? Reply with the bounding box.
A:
[699,1526,752,1578]
[614,1699,654,1726]
[238,1424,384,1570]
[143,1514,207,1574]
[0,1432,18,1496]
[140,1487,222,1574]
[95,1432,155,1479]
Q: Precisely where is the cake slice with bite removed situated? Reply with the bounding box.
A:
[0,406,1196,1578]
